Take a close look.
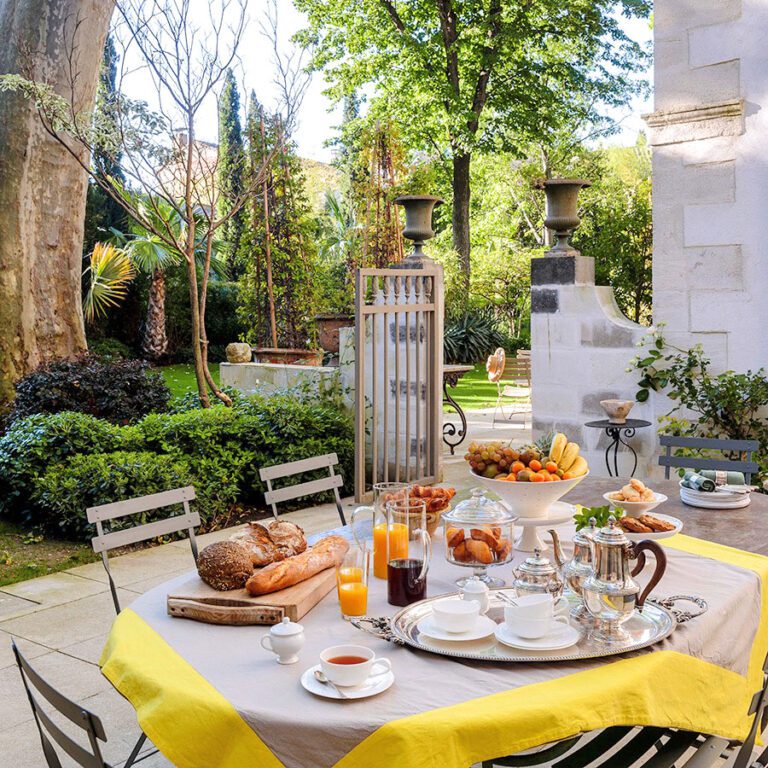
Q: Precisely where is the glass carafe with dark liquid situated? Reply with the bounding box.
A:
[385,498,431,606]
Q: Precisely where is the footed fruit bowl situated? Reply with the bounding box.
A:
[472,470,589,519]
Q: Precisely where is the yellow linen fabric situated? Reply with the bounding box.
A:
[100,608,283,768]
[100,534,768,768]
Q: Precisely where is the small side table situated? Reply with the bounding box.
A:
[442,364,474,455]
[584,418,652,477]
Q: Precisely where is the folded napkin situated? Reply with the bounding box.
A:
[700,469,746,486]
[681,471,716,492]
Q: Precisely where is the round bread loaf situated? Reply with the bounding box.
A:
[197,541,253,591]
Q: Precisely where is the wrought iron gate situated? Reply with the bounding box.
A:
[354,266,444,501]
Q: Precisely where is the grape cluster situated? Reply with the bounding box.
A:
[464,441,520,476]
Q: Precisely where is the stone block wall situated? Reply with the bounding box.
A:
[531,256,656,477]
[647,0,768,372]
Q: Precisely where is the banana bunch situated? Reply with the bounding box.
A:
[549,433,589,477]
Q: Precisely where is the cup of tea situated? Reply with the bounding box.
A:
[319,644,392,687]
[432,598,480,634]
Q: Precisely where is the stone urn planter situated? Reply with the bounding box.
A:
[252,347,324,366]
[393,195,444,266]
[536,178,591,256]
[314,313,354,354]
[225,342,253,363]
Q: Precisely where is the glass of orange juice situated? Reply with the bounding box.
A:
[336,546,370,621]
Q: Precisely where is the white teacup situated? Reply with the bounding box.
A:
[506,613,569,639]
[506,593,569,620]
[432,598,480,633]
[319,645,392,688]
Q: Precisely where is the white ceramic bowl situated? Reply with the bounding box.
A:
[432,598,481,633]
[472,471,589,519]
[603,491,667,518]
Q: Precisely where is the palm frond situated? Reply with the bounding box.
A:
[83,242,136,323]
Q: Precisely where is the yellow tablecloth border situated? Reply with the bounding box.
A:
[99,533,768,768]
[100,608,283,768]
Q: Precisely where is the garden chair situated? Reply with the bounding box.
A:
[259,453,347,525]
[86,486,200,767]
[491,353,531,429]
[483,652,768,768]
[659,435,759,484]
[12,638,151,768]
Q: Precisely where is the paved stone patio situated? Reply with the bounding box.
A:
[0,410,528,767]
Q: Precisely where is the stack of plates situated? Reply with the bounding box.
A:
[679,481,751,509]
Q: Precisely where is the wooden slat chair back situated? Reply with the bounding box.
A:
[516,348,531,359]
[87,486,200,615]
[13,640,111,768]
[659,435,759,483]
[260,453,347,525]
[502,358,531,390]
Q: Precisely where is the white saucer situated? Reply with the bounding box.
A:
[300,664,394,700]
[495,621,581,651]
[620,512,683,541]
[417,614,497,642]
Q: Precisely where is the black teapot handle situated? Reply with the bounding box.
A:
[630,540,667,608]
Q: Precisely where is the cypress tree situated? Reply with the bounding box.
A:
[217,68,245,271]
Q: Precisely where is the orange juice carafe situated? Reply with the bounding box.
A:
[351,482,411,580]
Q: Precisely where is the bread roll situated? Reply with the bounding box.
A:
[197,541,254,591]
[245,535,349,596]
[267,520,307,557]
[231,523,280,567]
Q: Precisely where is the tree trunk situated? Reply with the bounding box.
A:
[452,152,471,292]
[0,0,113,402]
[141,268,168,361]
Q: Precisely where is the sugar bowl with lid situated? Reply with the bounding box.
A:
[443,488,516,587]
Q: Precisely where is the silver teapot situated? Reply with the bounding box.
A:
[581,517,667,643]
[549,518,596,621]
[512,548,564,599]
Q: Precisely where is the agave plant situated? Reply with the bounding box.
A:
[83,243,136,323]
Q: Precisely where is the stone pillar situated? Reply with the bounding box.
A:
[530,256,656,477]
[646,0,767,371]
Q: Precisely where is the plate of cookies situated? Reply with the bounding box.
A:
[616,512,682,541]
[604,478,667,517]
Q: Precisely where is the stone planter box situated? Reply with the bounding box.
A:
[314,314,354,354]
[252,347,324,366]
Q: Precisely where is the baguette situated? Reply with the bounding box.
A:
[245,535,349,596]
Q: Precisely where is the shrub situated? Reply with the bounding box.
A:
[444,309,509,365]
[9,356,171,425]
[0,412,142,516]
[88,337,136,361]
[32,452,196,539]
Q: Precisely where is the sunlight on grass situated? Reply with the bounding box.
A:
[160,363,221,399]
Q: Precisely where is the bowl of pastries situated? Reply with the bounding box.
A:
[604,478,667,517]
[408,485,456,535]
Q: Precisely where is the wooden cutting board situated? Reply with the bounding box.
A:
[167,567,337,626]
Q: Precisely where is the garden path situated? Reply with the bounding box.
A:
[0,409,524,766]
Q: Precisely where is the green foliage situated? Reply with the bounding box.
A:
[8,357,171,426]
[83,243,136,322]
[217,69,246,266]
[0,412,141,515]
[573,504,617,530]
[629,328,768,479]
[443,309,510,365]
[88,337,136,361]
[32,452,195,539]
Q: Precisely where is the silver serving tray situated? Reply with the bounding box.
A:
[387,590,677,663]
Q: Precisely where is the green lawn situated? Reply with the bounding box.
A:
[0,520,98,587]
[160,363,220,399]
[444,362,524,411]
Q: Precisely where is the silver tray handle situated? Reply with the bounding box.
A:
[350,616,405,645]
[646,595,708,624]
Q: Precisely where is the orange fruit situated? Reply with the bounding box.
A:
[504,474,517,482]
[562,472,574,480]
[545,461,558,473]
[550,474,561,481]
[529,459,542,472]
[511,461,525,474]
[530,473,544,482]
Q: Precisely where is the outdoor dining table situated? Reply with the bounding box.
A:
[100,477,768,768]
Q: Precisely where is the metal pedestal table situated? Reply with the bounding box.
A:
[584,418,652,477]
[442,364,474,455]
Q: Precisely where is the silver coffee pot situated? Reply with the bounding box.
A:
[512,548,564,599]
[549,518,596,621]
[581,517,667,643]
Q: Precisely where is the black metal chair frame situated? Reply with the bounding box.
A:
[659,435,759,484]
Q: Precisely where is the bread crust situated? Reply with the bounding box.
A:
[245,535,349,596]
[197,541,254,591]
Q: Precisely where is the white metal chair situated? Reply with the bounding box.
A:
[487,348,532,428]
[87,486,200,615]
[259,453,347,525]
[86,486,200,768]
